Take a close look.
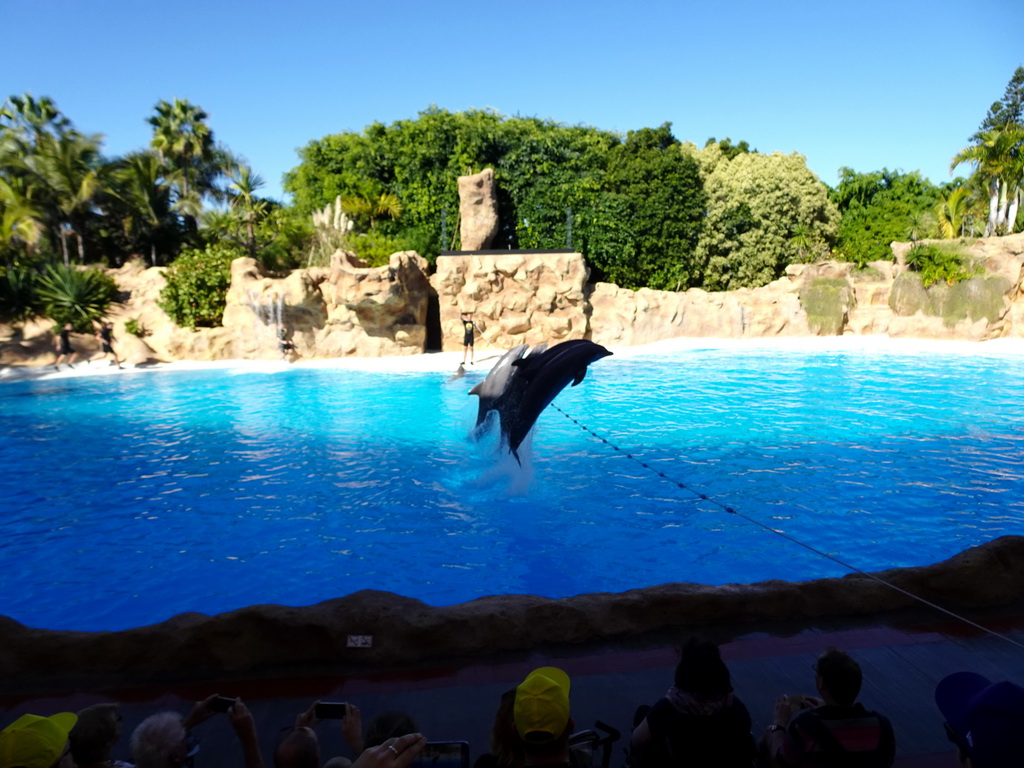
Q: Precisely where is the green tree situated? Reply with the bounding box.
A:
[830,168,942,265]
[697,150,839,290]
[593,123,705,290]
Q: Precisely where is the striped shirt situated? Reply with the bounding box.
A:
[779,704,895,768]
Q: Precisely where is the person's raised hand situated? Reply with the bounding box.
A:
[228,699,256,738]
[184,694,221,729]
[296,700,322,730]
[342,703,364,754]
[352,733,427,768]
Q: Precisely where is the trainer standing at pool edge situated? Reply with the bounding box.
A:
[460,310,478,366]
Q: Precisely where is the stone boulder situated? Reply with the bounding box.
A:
[222,258,328,359]
[316,249,431,356]
[458,168,499,250]
[432,251,590,350]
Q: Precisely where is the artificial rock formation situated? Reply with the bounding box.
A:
[5,235,1024,370]
[458,168,499,250]
[432,250,590,350]
[1,535,1021,695]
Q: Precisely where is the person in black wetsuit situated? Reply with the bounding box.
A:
[54,322,78,370]
[94,322,121,368]
[460,311,477,366]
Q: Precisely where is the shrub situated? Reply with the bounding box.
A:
[0,267,41,324]
[158,244,239,329]
[124,317,148,337]
[904,244,979,287]
[35,265,119,331]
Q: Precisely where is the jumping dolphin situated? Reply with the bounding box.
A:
[471,339,612,461]
[469,344,530,425]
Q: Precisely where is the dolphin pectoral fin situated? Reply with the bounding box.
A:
[571,367,588,386]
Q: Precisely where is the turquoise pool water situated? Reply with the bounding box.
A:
[2,346,1024,632]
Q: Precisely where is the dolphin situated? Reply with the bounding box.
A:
[469,344,530,426]
[472,339,612,461]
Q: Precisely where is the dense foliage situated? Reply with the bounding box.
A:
[904,243,979,287]
[157,243,239,328]
[695,148,839,290]
[34,264,118,329]
[830,168,943,266]
[287,110,711,289]
[2,66,1021,326]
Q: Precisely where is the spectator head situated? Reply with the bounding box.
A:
[673,638,733,701]
[814,648,862,706]
[71,703,122,766]
[489,688,525,767]
[131,712,193,768]
[274,726,320,768]
[0,713,76,768]
[365,712,417,749]
[513,667,572,748]
[936,672,1024,768]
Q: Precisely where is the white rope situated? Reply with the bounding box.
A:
[550,403,1024,652]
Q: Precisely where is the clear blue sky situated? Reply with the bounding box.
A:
[3,0,1020,202]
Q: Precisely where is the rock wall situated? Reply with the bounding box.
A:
[432,251,591,350]
[5,234,1024,369]
[2,535,1021,695]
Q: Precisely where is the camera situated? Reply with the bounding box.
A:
[411,741,469,768]
[210,696,237,713]
[314,702,348,719]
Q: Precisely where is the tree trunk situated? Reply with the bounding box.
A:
[76,231,85,264]
[995,179,1009,232]
[59,229,69,268]
[986,179,999,237]
[1008,190,1021,235]
[150,243,157,267]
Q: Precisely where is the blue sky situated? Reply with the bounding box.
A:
[3,0,1020,202]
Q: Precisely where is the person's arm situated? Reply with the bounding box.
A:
[228,700,266,768]
[342,702,365,756]
[351,734,427,768]
[183,694,219,731]
[630,717,651,751]
[295,700,321,730]
[760,696,795,768]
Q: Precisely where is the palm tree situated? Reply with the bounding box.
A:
[341,191,403,231]
[0,176,46,262]
[227,164,269,257]
[951,125,1024,236]
[109,151,175,266]
[935,186,973,239]
[20,131,106,266]
[0,94,71,148]
[148,98,230,235]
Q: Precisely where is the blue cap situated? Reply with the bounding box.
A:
[935,672,1024,768]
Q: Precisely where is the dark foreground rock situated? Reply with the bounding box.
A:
[1,536,1021,696]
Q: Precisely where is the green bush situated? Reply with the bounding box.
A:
[124,317,148,337]
[0,267,41,324]
[158,244,239,329]
[35,265,119,330]
[905,244,979,287]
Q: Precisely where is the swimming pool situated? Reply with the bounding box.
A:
[3,342,1024,631]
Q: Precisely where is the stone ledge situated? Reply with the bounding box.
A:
[2,536,1020,696]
